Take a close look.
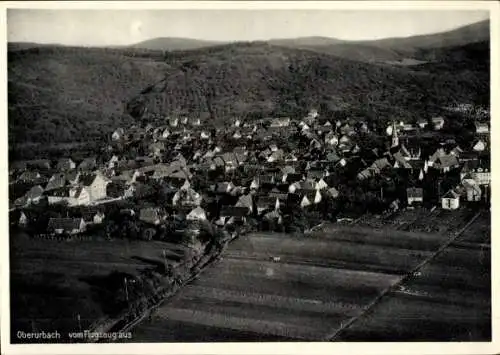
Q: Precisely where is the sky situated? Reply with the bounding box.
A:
[7,9,490,46]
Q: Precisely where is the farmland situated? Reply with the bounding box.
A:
[9,231,190,343]
[125,207,489,341]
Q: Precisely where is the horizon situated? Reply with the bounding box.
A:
[8,9,489,47]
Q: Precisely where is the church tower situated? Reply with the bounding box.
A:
[391,121,399,148]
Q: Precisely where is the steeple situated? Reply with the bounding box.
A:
[391,121,399,148]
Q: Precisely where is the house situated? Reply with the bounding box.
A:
[462,179,482,202]
[460,160,490,185]
[472,139,487,152]
[300,190,322,208]
[441,189,460,210]
[78,157,97,171]
[79,172,111,201]
[284,152,298,162]
[235,194,253,213]
[160,127,171,139]
[217,206,249,226]
[111,128,125,141]
[191,118,202,126]
[475,122,489,134]
[249,177,260,190]
[417,118,428,129]
[359,122,369,133]
[214,182,235,194]
[315,178,329,190]
[393,152,413,169]
[24,185,44,205]
[433,155,459,172]
[149,142,166,157]
[200,130,211,140]
[402,123,416,132]
[270,117,291,128]
[172,187,202,207]
[431,116,445,130]
[82,210,106,224]
[169,117,179,127]
[66,186,92,206]
[107,155,121,169]
[187,207,207,221]
[45,173,68,191]
[269,187,288,202]
[47,218,86,235]
[106,181,127,198]
[406,187,423,205]
[324,133,339,146]
[139,207,164,225]
[17,170,41,183]
[308,109,319,119]
[218,152,238,171]
[256,196,279,214]
[263,210,283,225]
[57,158,76,171]
[19,211,28,227]
[267,149,284,163]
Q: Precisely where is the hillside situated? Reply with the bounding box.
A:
[8,46,171,146]
[266,19,490,63]
[128,37,224,51]
[8,35,489,147]
[128,41,489,119]
[357,19,490,51]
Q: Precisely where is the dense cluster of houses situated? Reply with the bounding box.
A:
[9,107,490,237]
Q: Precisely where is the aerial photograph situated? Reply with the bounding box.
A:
[6,6,491,344]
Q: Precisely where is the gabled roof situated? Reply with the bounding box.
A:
[435,155,459,169]
[45,174,67,191]
[47,218,84,231]
[25,185,44,199]
[236,194,253,210]
[442,189,460,199]
[78,157,97,170]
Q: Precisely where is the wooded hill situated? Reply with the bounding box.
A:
[8,20,489,146]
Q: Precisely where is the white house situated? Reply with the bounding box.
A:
[201,131,211,140]
[432,117,445,130]
[441,190,460,210]
[475,122,489,134]
[111,128,125,141]
[406,187,423,205]
[315,178,329,190]
[80,172,111,201]
[473,139,487,152]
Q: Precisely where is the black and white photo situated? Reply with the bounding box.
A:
[2,1,498,353]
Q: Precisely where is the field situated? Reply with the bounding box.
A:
[126,207,490,341]
[9,232,189,343]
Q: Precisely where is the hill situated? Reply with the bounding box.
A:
[7,28,489,147]
[8,46,171,146]
[128,37,224,51]
[126,41,489,120]
[265,19,490,63]
[357,19,489,51]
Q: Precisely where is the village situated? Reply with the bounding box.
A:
[9,105,490,241]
